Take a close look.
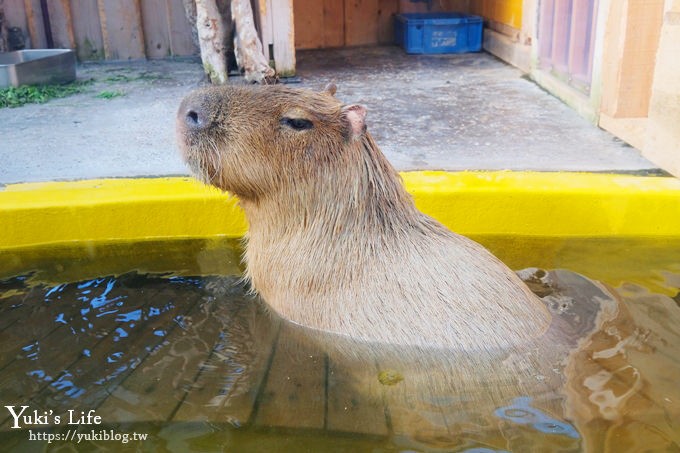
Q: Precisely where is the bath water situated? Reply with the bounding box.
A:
[0,237,678,452]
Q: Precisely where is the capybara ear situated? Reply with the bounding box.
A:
[342,104,367,141]
[323,83,337,96]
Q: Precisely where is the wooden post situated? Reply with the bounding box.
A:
[195,0,229,83]
[257,0,295,77]
[232,0,274,82]
[269,0,295,76]
[257,0,272,50]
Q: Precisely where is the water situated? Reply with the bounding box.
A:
[0,237,679,452]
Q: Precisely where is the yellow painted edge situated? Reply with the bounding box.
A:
[1,171,680,250]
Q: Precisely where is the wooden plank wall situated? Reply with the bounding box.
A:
[613,0,665,117]
[293,0,470,49]
[2,0,197,60]
[5,0,477,58]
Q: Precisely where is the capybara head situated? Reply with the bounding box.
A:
[176,84,369,201]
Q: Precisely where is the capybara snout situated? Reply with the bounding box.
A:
[179,98,208,132]
[176,88,225,136]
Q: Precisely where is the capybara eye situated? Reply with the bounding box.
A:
[281,117,314,131]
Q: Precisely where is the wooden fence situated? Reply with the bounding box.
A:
[2,0,198,60]
[293,0,470,49]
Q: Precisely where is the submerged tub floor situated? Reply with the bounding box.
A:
[0,237,679,452]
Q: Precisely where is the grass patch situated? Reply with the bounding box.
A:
[103,71,168,83]
[95,90,125,100]
[0,80,92,108]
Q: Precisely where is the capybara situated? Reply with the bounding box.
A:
[176,84,551,352]
[174,85,680,450]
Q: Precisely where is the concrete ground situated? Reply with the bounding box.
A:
[0,46,657,185]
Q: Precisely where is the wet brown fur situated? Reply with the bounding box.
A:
[177,85,551,353]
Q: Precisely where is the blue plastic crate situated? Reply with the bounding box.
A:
[394,13,483,54]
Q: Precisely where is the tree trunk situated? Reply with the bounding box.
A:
[231,0,274,83]
[194,0,229,84]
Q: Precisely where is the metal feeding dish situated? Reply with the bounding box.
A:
[0,49,76,88]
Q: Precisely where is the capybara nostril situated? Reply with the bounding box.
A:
[184,107,205,130]
[178,92,211,132]
[186,109,199,124]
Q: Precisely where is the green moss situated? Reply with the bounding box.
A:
[95,90,125,100]
[0,80,93,108]
[203,62,227,84]
[203,62,216,80]
[81,37,104,61]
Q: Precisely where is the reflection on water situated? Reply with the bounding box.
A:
[494,397,579,439]
[0,238,679,452]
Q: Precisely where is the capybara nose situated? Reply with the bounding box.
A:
[179,94,211,132]
[183,105,207,131]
